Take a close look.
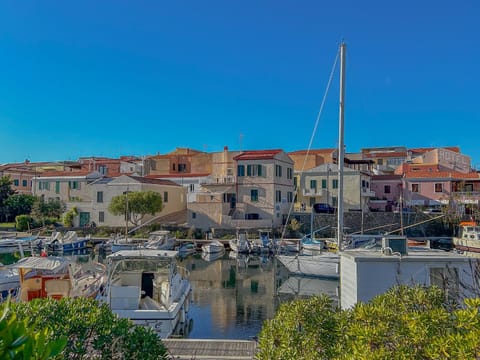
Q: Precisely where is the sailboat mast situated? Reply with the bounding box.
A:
[337,42,346,248]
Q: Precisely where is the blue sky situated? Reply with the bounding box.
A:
[1,1,479,167]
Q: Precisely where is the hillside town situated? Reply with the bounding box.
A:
[1,145,478,231]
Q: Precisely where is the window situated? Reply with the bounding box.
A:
[98,211,105,223]
[13,179,19,186]
[97,191,104,203]
[287,191,293,203]
[377,159,383,165]
[362,180,366,188]
[237,165,245,177]
[434,183,443,193]
[39,181,50,190]
[464,183,474,192]
[332,179,338,189]
[178,163,187,172]
[412,184,419,193]
[287,168,293,179]
[55,181,60,194]
[310,180,317,190]
[189,184,195,192]
[251,189,258,202]
[384,185,391,194]
[68,181,80,190]
[164,191,169,203]
[331,196,338,206]
[275,165,282,177]
[98,165,107,175]
[276,190,281,202]
[321,179,327,189]
[22,180,27,187]
[192,212,196,219]
[172,164,176,171]
[293,177,297,188]
[246,164,264,177]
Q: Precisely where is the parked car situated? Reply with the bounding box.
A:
[313,203,335,214]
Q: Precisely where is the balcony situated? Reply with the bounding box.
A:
[361,188,376,197]
[200,176,236,185]
[302,188,327,197]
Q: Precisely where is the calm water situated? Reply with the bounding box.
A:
[9,248,339,340]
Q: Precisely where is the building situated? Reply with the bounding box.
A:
[297,163,374,211]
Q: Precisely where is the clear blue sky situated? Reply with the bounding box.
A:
[1,1,479,167]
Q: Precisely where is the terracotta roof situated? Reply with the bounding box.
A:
[409,146,460,154]
[404,171,480,180]
[34,170,94,177]
[129,175,180,186]
[145,173,210,179]
[233,149,283,161]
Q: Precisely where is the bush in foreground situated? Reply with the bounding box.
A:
[11,297,168,359]
[257,285,480,360]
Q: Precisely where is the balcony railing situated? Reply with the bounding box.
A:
[200,176,236,185]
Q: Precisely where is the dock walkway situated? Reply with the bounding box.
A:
[163,339,257,360]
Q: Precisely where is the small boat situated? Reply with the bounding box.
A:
[12,255,106,301]
[144,230,176,250]
[45,231,89,253]
[99,249,192,338]
[452,221,480,254]
[277,252,340,279]
[0,263,20,301]
[201,240,225,254]
[110,236,146,253]
[177,242,196,257]
[0,235,40,254]
[301,237,325,251]
[229,231,251,253]
[201,248,225,262]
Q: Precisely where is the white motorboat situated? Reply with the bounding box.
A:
[144,230,176,250]
[99,249,192,338]
[452,220,480,254]
[201,240,225,254]
[277,252,340,279]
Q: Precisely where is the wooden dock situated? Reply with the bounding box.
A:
[163,339,257,360]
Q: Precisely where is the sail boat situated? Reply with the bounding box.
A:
[276,42,347,279]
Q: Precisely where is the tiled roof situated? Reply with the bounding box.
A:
[145,173,210,179]
[129,175,181,186]
[34,170,94,177]
[404,171,480,180]
[233,149,283,161]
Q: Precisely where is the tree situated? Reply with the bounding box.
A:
[108,190,163,227]
[5,194,35,221]
[31,197,65,226]
[257,285,480,360]
[0,176,16,222]
[11,297,168,359]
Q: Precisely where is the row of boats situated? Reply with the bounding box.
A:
[0,235,194,339]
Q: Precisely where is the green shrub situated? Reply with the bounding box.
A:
[12,297,168,359]
[15,214,33,231]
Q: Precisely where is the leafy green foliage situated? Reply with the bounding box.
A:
[108,190,163,227]
[12,297,168,359]
[15,214,34,231]
[0,300,67,359]
[31,198,65,226]
[5,194,36,221]
[0,176,16,222]
[257,285,480,360]
[62,207,78,227]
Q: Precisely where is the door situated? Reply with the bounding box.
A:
[79,212,90,227]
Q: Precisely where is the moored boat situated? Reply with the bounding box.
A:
[98,249,192,338]
[452,221,480,254]
[201,239,225,254]
[12,255,106,301]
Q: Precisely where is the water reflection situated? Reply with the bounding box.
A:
[37,248,340,340]
[178,251,339,339]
